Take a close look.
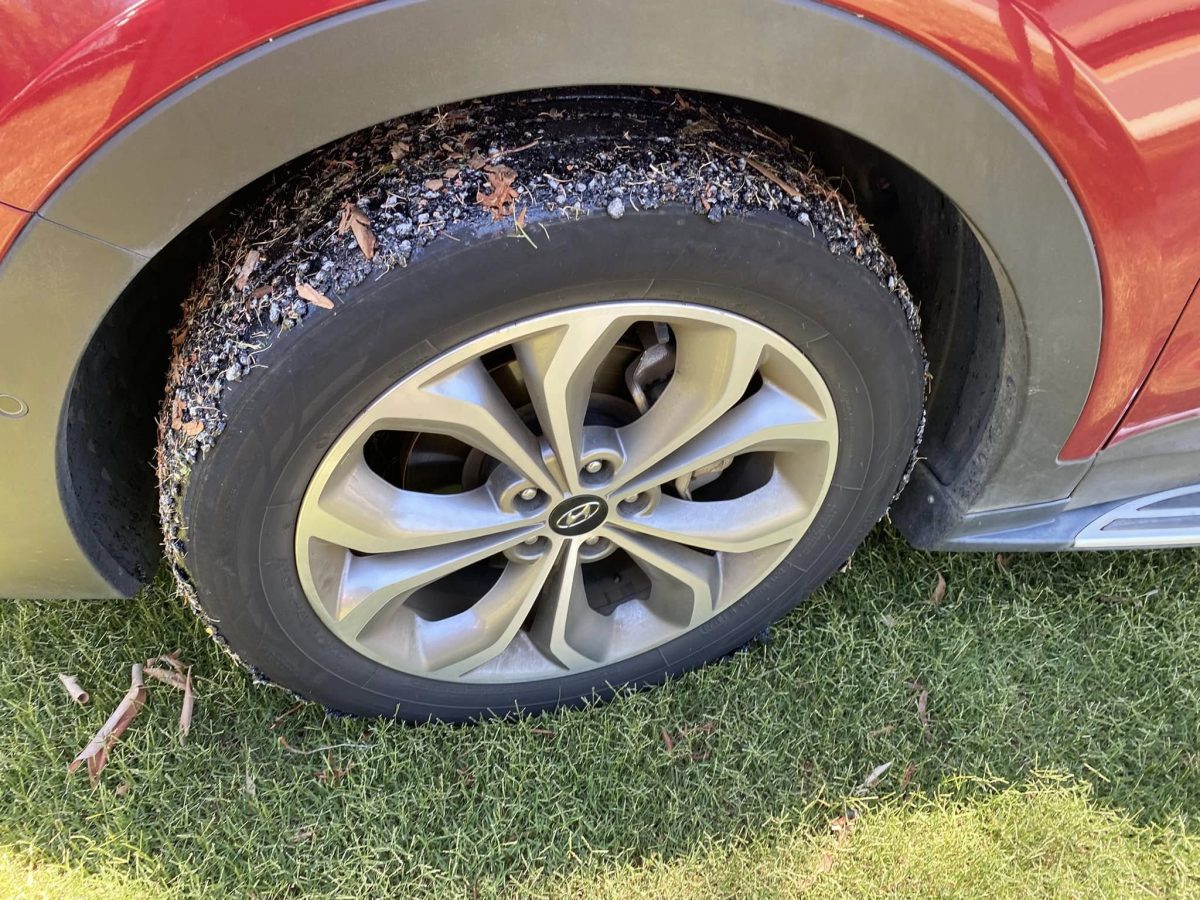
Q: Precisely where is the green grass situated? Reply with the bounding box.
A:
[2,526,1199,897]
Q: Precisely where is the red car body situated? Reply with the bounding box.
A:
[1,0,1199,597]
[3,0,1198,450]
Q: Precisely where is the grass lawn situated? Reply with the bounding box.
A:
[1,525,1198,897]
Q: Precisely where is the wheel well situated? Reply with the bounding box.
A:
[61,88,1004,587]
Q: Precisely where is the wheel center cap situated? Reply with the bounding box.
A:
[548,494,609,536]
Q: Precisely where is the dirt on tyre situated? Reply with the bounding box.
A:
[158,91,924,720]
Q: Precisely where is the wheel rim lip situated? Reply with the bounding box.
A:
[294,300,839,683]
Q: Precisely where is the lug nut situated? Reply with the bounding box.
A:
[519,487,538,501]
[584,460,604,474]
[585,535,600,545]
[524,536,539,545]
[624,493,640,505]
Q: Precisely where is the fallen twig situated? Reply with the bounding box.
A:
[69,664,146,784]
[179,667,194,743]
[57,673,89,705]
[145,666,188,690]
[278,736,371,756]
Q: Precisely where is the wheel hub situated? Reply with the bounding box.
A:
[548,495,609,536]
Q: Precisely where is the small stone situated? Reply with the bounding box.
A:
[268,302,281,324]
[399,240,413,255]
[225,364,241,382]
[395,219,414,237]
[707,205,724,224]
[606,197,626,220]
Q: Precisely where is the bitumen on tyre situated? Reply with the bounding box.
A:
[157,90,925,720]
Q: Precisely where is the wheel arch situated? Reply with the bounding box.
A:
[0,0,1100,596]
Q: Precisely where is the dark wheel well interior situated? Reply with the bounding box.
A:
[61,87,1005,589]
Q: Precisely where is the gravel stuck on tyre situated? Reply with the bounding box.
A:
[158,90,925,720]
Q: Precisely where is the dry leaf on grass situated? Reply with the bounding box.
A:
[928,571,947,605]
[828,810,858,842]
[389,141,410,160]
[145,650,184,673]
[916,688,932,740]
[337,201,377,260]
[996,553,1010,571]
[234,249,260,291]
[855,760,893,794]
[182,420,204,437]
[315,752,355,785]
[296,281,335,310]
[69,664,146,784]
[423,178,444,191]
[899,761,918,791]
[57,674,90,704]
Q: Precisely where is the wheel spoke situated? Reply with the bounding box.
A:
[613,470,815,552]
[331,529,538,638]
[300,458,539,554]
[607,529,719,629]
[367,358,557,494]
[414,549,559,677]
[514,318,628,492]
[613,321,766,490]
[529,540,612,668]
[617,381,835,498]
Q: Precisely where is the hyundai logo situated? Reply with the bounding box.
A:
[548,495,609,536]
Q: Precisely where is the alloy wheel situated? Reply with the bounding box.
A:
[294,302,838,682]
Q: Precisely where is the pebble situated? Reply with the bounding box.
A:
[606,197,626,220]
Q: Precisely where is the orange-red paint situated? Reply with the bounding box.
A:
[1,0,1199,458]
[0,202,30,262]
[825,0,1200,457]
[0,0,366,208]
[1114,279,1200,442]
